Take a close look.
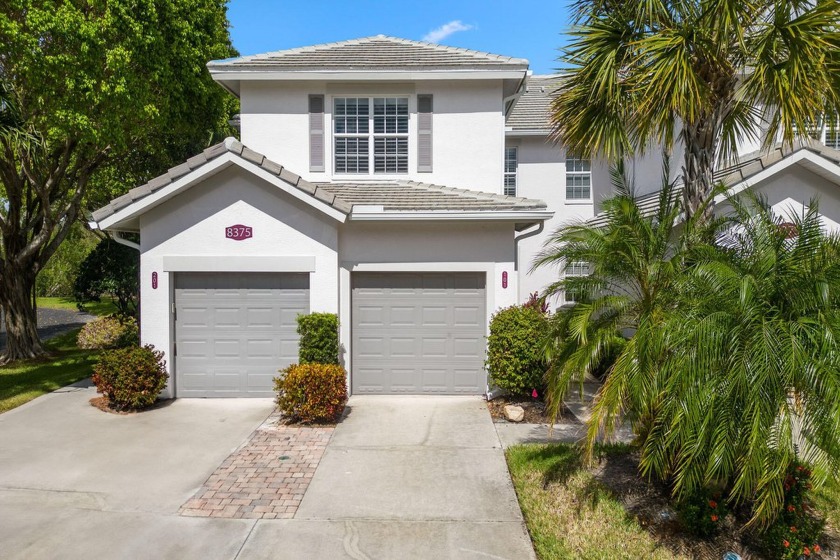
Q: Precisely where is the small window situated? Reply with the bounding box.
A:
[564,261,589,304]
[566,153,591,200]
[825,115,840,150]
[334,97,408,174]
[504,147,518,196]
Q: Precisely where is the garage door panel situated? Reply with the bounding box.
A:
[352,272,486,395]
[175,272,309,398]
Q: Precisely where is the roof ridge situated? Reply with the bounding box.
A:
[208,35,529,67]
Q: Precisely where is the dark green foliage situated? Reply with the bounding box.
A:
[274,363,347,423]
[73,239,139,316]
[760,461,826,560]
[486,305,549,397]
[296,313,339,365]
[91,345,167,411]
[77,315,139,350]
[36,223,98,297]
[676,488,729,538]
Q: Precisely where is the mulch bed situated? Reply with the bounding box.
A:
[89,395,172,415]
[487,396,577,424]
[589,450,840,559]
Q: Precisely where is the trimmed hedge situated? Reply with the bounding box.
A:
[274,363,347,423]
[297,312,339,364]
[77,315,139,350]
[91,344,168,411]
[485,304,549,397]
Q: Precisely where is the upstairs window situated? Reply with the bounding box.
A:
[504,147,518,196]
[566,153,591,200]
[334,97,408,174]
[793,114,840,150]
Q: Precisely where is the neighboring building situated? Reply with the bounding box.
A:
[90,35,840,398]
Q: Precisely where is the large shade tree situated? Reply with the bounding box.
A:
[0,0,237,362]
[551,0,840,221]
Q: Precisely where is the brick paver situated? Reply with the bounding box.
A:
[179,412,334,519]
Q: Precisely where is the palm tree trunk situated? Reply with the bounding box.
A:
[681,119,718,224]
[0,261,45,363]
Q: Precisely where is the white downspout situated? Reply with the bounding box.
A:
[112,231,141,251]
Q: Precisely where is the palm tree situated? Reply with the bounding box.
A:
[535,162,716,445]
[552,0,840,221]
[642,194,840,525]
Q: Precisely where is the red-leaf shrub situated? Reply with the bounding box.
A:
[91,345,168,411]
[274,363,347,423]
[77,315,139,350]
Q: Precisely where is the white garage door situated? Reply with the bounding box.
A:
[174,272,309,397]
[352,272,486,394]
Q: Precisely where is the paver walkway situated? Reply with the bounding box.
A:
[180,413,333,519]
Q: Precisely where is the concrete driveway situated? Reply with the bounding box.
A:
[238,396,536,559]
[1,388,534,559]
[0,381,276,559]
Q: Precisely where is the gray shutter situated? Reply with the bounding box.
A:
[417,94,433,173]
[309,95,325,172]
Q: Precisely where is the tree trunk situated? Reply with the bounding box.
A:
[0,262,45,363]
[681,119,717,224]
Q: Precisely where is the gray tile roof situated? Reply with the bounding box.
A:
[317,182,547,212]
[91,138,547,225]
[588,138,840,227]
[507,75,563,132]
[208,35,529,72]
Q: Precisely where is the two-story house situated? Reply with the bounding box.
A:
[91,35,840,399]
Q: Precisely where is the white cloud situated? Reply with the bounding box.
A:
[422,20,475,43]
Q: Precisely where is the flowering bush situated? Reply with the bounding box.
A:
[274,363,347,423]
[761,461,825,560]
[677,488,730,537]
[77,315,139,350]
[91,345,168,411]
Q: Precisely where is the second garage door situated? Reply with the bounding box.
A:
[174,272,309,397]
[352,272,486,394]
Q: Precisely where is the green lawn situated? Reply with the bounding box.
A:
[0,329,98,413]
[37,296,118,316]
[506,443,688,560]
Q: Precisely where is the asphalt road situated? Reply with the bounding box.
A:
[0,307,95,351]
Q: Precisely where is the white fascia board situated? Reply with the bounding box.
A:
[716,150,840,204]
[209,70,527,81]
[505,129,551,137]
[97,152,347,231]
[350,210,554,222]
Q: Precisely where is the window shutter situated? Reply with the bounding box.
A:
[417,94,433,172]
[309,95,325,172]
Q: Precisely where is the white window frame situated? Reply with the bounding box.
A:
[793,114,840,150]
[504,146,518,196]
[563,261,589,304]
[565,153,592,202]
[333,96,409,175]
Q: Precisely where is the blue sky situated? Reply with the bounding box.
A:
[226,1,575,75]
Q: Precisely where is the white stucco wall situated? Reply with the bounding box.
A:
[337,221,518,386]
[509,136,611,304]
[718,164,840,231]
[139,165,340,397]
[240,79,506,192]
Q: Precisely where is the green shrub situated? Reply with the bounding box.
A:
[760,461,826,560]
[297,312,339,364]
[591,334,627,382]
[91,345,168,411]
[274,363,347,423]
[77,315,139,350]
[486,304,549,397]
[74,238,139,316]
[676,488,730,538]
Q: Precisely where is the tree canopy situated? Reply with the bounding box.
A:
[0,0,237,362]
